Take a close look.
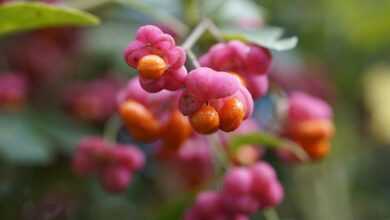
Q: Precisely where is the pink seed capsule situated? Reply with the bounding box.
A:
[221,194,259,215]
[222,167,253,196]
[99,165,133,193]
[72,152,97,176]
[250,162,277,198]
[259,181,284,209]
[114,146,145,171]
[194,191,222,218]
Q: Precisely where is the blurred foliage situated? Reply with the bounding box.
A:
[0,2,99,35]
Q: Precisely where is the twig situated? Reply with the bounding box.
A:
[208,133,231,172]
[187,49,200,68]
[103,114,121,143]
[205,18,224,42]
[181,18,210,50]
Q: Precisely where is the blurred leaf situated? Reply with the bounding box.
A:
[229,132,308,160]
[34,111,97,154]
[0,112,52,165]
[0,2,100,35]
[213,0,265,25]
[115,0,188,35]
[222,27,298,51]
[326,0,390,50]
[64,0,114,10]
[230,132,284,150]
[363,65,390,144]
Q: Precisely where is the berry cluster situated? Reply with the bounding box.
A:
[118,77,192,145]
[179,67,253,134]
[72,137,145,193]
[66,23,334,218]
[278,92,334,161]
[185,162,283,220]
[200,40,271,99]
[124,25,187,92]
[156,135,214,187]
[123,26,259,135]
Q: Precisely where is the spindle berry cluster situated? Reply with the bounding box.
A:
[278,92,334,162]
[124,25,187,92]
[65,22,335,220]
[72,137,144,193]
[185,162,283,220]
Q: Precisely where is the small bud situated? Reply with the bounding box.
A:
[137,55,167,79]
[190,105,220,134]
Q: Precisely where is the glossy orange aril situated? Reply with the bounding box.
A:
[190,104,220,134]
[137,55,167,79]
[219,98,245,132]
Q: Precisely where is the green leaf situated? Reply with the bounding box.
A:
[0,2,100,35]
[229,132,309,161]
[222,27,298,51]
[229,132,284,151]
[0,113,52,165]
[33,111,97,154]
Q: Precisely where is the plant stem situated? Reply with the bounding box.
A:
[205,18,224,42]
[103,114,121,143]
[187,49,200,68]
[181,18,210,50]
[208,133,232,173]
[181,18,224,50]
[264,208,281,220]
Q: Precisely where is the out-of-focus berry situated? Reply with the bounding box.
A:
[63,78,121,123]
[117,77,191,146]
[160,110,192,149]
[0,73,28,110]
[185,162,283,219]
[223,168,253,195]
[99,165,133,193]
[278,92,334,162]
[71,137,144,193]
[119,99,161,142]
